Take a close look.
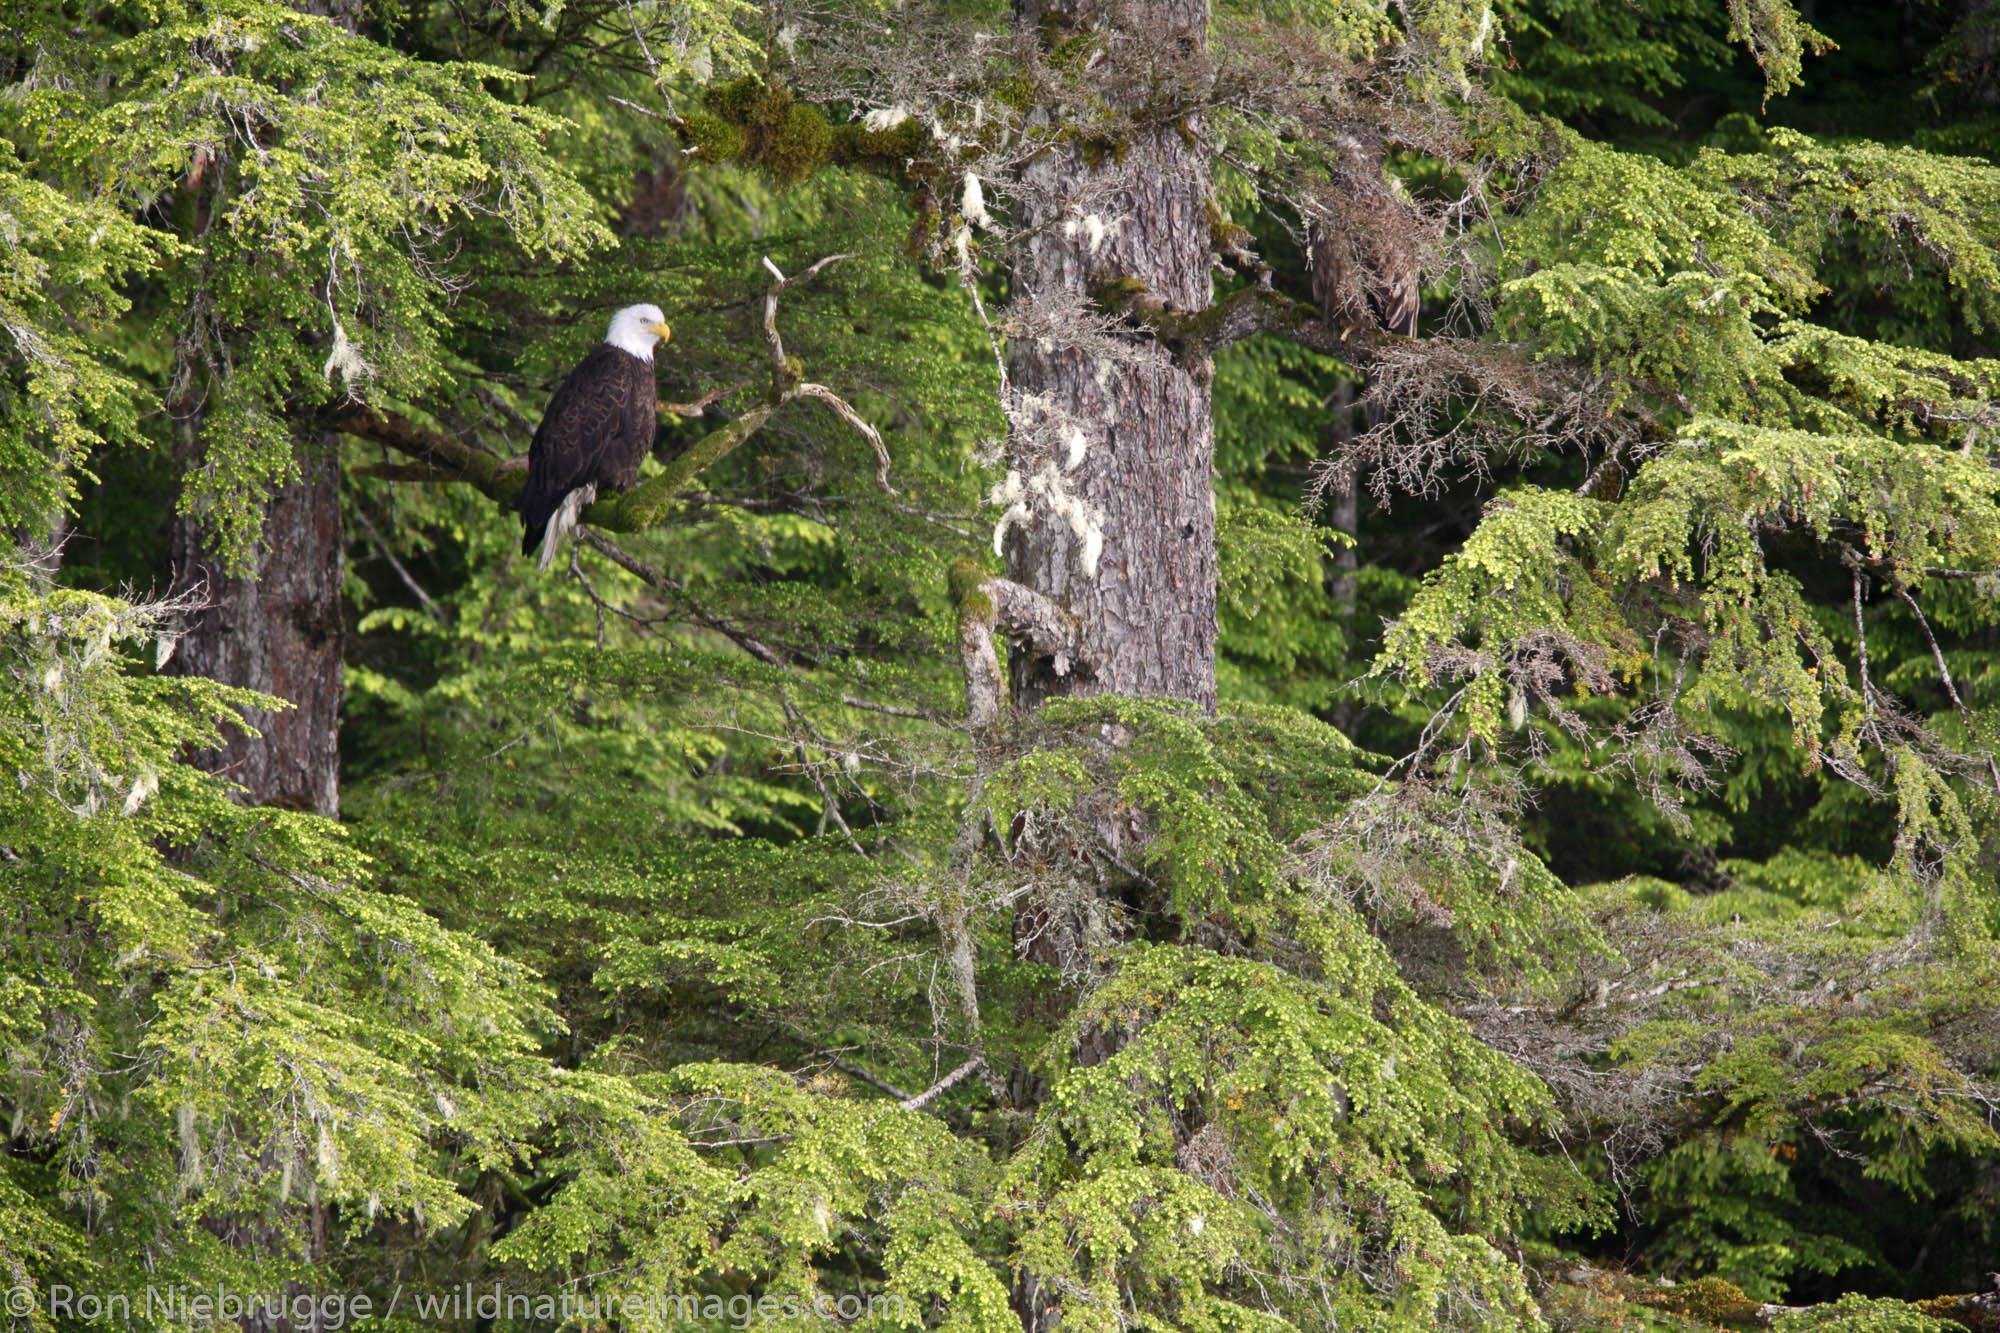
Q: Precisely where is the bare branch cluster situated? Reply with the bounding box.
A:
[1311,340,1647,508]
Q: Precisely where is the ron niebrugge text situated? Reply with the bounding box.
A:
[12,1282,906,1327]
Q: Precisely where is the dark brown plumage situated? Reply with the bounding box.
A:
[1307,135,1420,339]
[518,342,659,557]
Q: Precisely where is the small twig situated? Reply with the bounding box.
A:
[482,726,540,761]
[248,856,365,927]
[960,267,1010,395]
[824,1056,913,1102]
[575,528,788,666]
[351,503,444,622]
[840,694,940,721]
[778,252,856,289]
[1893,581,1966,712]
[794,383,896,494]
[1470,175,1506,252]
[617,0,677,117]
[1614,975,1726,1003]
[781,694,868,858]
[1852,569,1875,721]
[760,252,857,387]
[1892,579,2000,792]
[662,380,746,417]
[687,1134,792,1149]
[607,94,669,121]
[569,545,608,649]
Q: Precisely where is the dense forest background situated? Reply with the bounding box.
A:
[5,0,2000,1330]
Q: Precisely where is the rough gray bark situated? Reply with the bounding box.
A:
[991,0,1215,1325]
[159,1,352,825]
[1001,0,1216,713]
[172,446,343,1333]
[169,443,344,817]
[992,0,1216,1004]
[990,0,1219,1006]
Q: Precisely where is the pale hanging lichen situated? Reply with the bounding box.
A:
[1064,425,1089,471]
[120,767,157,816]
[1062,211,1120,255]
[987,460,1105,576]
[961,172,992,231]
[861,105,911,132]
[322,318,375,391]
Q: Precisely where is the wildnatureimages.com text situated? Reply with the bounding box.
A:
[16,1282,906,1328]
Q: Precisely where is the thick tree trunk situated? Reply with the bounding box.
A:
[1002,0,1216,713]
[160,0,353,822]
[992,2,1214,1325]
[995,0,1216,987]
[997,0,1216,980]
[171,444,343,1333]
[169,443,344,817]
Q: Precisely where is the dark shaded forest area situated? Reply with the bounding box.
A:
[5,0,2000,1330]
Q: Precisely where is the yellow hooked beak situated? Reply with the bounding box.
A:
[650,321,673,344]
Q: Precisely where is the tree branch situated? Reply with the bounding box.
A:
[761,252,855,393]
[350,462,461,484]
[1892,580,1968,713]
[898,1055,986,1111]
[662,380,746,417]
[336,254,893,539]
[780,693,869,858]
[336,405,524,506]
[942,561,1082,1103]
[1095,280,1394,369]
[948,561,1085,733]
[991,577,1085,664]
[793,382,895,494]
[584,400,782,531]
[956,577,1006,735]
[574,528,788,666]
[351,501,444,622]
[825,1055,914,1102]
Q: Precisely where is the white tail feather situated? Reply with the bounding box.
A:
[538,483,597,573]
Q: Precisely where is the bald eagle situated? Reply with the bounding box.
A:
[519,303,672,570]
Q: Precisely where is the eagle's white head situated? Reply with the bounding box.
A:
[605,303,672,360]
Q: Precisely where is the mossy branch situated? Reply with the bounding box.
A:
[349,461,462,485]
[583,401,779,531]
[1094,279,1399,371]
[950,559,1084,733]
[334,406,527,507]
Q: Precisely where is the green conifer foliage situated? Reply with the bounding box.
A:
[8,0,613,567]
[6,0,2000,1327]
[0,566,566,1315]
[0,150,160,539]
